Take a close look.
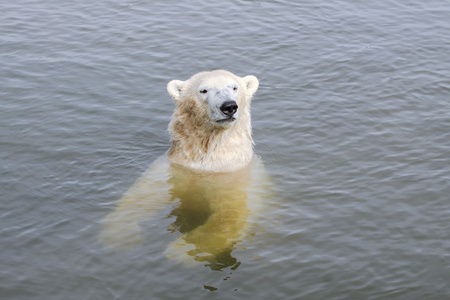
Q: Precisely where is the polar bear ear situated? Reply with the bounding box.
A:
[167,80,185,101]
[243,75,259,97]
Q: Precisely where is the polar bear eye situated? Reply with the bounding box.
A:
[200,89,208,94]
[233,86,237,91]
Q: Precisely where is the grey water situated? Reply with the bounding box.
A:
[1,0,450,299]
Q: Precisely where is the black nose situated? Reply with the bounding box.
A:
[220,101,238,117]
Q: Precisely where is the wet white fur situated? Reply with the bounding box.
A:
[167,70,259,172]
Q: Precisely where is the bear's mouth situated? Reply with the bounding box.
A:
[215,117,236,124]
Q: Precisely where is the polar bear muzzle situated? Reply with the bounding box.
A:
[216,100,238,123]
[199,82,240,126]
[220,101,238,117]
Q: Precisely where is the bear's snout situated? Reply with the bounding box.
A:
[220,101,238,117]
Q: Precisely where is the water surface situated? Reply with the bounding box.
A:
[1,0,450,299]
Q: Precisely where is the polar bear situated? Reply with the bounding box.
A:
[100,70,270,269]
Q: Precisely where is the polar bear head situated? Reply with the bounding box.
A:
[167,69,259,129]
[166,70,259,172]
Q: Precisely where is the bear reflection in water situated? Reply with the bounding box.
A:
[100,155,269,270]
